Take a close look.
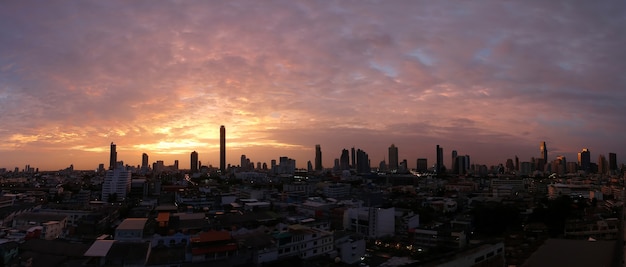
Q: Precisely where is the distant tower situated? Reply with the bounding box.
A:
[436,145,443,175]
[578,148,590,173]
[540,141,548,164]
[451,150,458,172]
[141,153,149,169]
[340,149,350,170]
[598,154,607,174]
[191,151,199,172]
[388,144,399,171]
[220,125,226,172]
[609,153,617,173]
[515,156,519,171]
[315,144,323,171]
[109,142,117,170]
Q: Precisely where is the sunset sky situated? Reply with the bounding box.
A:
[1,1,625,171]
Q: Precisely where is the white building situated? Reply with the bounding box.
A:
[343,207,395,239]
[322,183,351,199]
[332,232,365,264]
[257,225,334,264]
[101,163,132,202]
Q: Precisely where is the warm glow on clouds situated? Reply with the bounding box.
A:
[0,1,625,170]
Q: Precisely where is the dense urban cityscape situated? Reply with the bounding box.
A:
[2,1,626,267]
[0,125,625,266]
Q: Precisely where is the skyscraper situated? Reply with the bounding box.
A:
[451,150,458,172]
[436,145,443,175]
[388,144,399,171]
[416,158,428,172]
[598,154,607,175]
[191,151,199,172]
[102,162,131,202]
[109,142,117,170]
[315,144,323,171]
[609,153,617,172]
[220,125,226,172]
[141,153,148,169]
[340,148,350,170]
[540,141,548,164]
[578,148,590,173]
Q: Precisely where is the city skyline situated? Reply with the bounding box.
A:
[1,1,625,170]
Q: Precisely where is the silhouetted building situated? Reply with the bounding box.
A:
[540,141,548,170]
[609,153,617,172]
[436,145,444,175]
[191,151,199,172]
[315,144,323,171]
[416,158,428,172]
[598,154,607,174]
[578,148,590,173]
[141,153,149,172]
[351,147,356,169]
[388,144,398,171]
[109,142,117,170]
[356,149,370,174]
[220,125,226,171]
[340,149,350,170]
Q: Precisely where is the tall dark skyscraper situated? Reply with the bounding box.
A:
[451,150,458,172]
[609,153,617,172]
[109,142,117,170]
[340,148,350,170]
[388,144,399,171]
[141,153,148,169]
[578,148,590,173]
[356,149,370,174]
[417,158,428,172]
[220,125,226,172]
[191,151,199,172]
[436,145,443,174]
[315,144,323,171]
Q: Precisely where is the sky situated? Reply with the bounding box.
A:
[1,1,625,171]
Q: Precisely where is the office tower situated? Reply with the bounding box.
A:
[609,153,617,172]
[109,142,117,170]
[351,147,356,169]
[340,149,350,170]
[505,159,514,173]
[416,158,428,172]
[174,160,179,170]
[388,144,399,171]
[315,144,323,171]
[578,148,590,173]
[598,154,607,174]
[356,149,370,174]
[307,161,313,172]
[241,155,251,171]
[220,125,226,172]
[141,153,149,169]
[537,141,548,171]
[553,156,567,175]
[451,150,458,172]
[190,151,199,172]
[455,155,467,175]
[515,156,519,171]
[102,162,131,202]
[436,145,443,174]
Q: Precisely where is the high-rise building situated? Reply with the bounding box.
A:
[340,149,350,170]
[220,125,226,172]
[191,151,199,172]
[109,142,117,170]
[451,150,458,172]
[388,144,399,171]
[578,148,590,173]
[598,154,607,175]
[609,153,617,172]
[436,145,443,175]
[356,149,370,174]
[141,153,149,169]
[515,156,519,171]
[315,144,323,171]
[537,142,548,171]
[102,162,131,202]
[416,158,428,172]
